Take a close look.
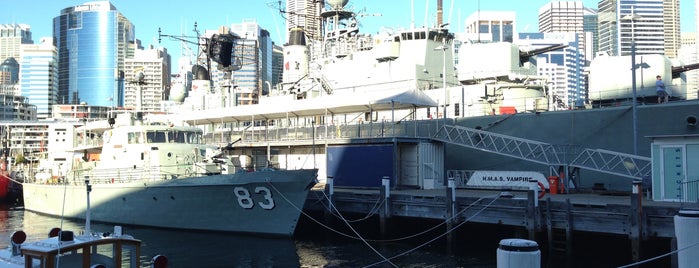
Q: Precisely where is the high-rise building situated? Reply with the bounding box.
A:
[583,7,599,60]
[663,0,681,58]
[123,46,170,111]
[597,0,679,57]
[53,1,135,106]
[464,11,516,43]
[286,0,323,42]
[0,24,33,63]
[19,37,58,119]
[271,43,284,89]
[0,57,19,96]
[229,20,274,104]
[519,32,585,108]
[538,2,595,64]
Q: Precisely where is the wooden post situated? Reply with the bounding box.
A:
[630,179,644,262]
[527,179,539,240]
[446,177,456,243]
[324,176,334,228]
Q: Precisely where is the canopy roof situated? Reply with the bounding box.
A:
[179,89,438,125]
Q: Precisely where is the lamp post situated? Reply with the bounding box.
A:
[622,10,641,156]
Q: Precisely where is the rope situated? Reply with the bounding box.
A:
[617,240,699,268]
[362,194,501,267]
[268,181,502,267]
[267,182,398,267]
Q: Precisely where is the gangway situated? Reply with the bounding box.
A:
[433,124,651,180]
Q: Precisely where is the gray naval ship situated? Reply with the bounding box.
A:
[23,111,318,236]
[168,0,699,194]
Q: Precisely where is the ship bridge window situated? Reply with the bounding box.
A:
[146,131,167,143]
[167,130,195,143]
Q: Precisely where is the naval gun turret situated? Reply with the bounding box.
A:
[588,54,697,102]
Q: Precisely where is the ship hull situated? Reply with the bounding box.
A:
[22,169,317,236]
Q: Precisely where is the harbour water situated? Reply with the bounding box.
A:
[0,204,673,267]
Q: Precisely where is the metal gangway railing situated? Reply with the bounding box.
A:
[214,119,652,181]
[433,124,651,180]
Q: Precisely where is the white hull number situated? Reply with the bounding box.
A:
[233,186,275,209]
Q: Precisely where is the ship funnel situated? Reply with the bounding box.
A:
[288,28,307,46]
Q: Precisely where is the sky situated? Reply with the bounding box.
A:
[1,0,696,59]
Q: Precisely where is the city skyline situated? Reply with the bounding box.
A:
[2,0,695,61]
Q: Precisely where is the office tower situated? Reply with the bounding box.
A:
[583,7,599,59]
[519,32,585,108]
[0,24,33,63]
[464,11,516,43]
[286,0,323,42]
[597,0,679,57]
[123,46,170,111]
[538,2,596,64]
[662,0,680,58]
[229,20,274,104]
[53,1,135,106]
[19,37,58,119]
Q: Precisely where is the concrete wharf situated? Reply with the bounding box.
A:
[303,182,686,262]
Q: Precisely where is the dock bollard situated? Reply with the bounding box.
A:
[674,210,699,268]
[496,239,540,268]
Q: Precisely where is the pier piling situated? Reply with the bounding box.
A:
[629,180,644,262]
[324,176,334,227]
[379,176,391,236]
[446,177,456,243]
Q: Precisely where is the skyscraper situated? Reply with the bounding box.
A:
[123,46,170,111]
[538,2,594,63]
[53,1,135,106]
[229,20,274,103]
[519,32,585,108]
[19,37,58,119]
[286,0,323,42]
[0,24,33,63]
[597,0,679,57]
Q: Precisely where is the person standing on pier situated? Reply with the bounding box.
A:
[656,75,668,103]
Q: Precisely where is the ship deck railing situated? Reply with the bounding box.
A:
[27,164,226,185]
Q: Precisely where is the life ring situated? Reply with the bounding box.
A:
[537,181,546,199]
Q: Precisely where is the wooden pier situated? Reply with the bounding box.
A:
[303,180,685,263]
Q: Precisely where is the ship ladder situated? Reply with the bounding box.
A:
[545,198,573,263]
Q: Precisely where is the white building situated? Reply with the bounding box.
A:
[123,46,170,111]
[519,32,585,108]
[538,1,593,64]
[679,32,698,100]
[0,24,32,63]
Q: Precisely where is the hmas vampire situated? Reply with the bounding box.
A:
[171,0,699,193]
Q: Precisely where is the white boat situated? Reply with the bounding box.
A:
[22,112,318,236]
[0,226,167,268]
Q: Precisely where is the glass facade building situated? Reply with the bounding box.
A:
[53,1,134,106]
[20,38,58,119]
